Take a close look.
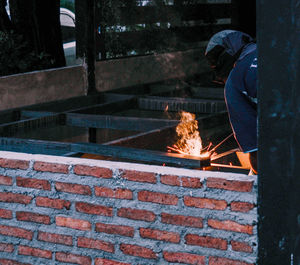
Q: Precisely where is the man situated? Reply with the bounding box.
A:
[205,30,258,174]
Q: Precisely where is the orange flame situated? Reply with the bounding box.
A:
[167,111,210,158]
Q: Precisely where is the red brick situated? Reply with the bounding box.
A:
[77,237,114,253]
[0,158,29,170]
[74,165,112,178]
[0,242,14,253]
[206,178,253,192]
[56,216,91,231]
[18,245,52,259]
[160,175,180,186]
[95,222,134,237]
[185,234,227,250]
[161,175,202,188]
[122,170,156,183]
[140,228,180,243]
[120,243,157,259]
[0,259,31,265]
[16,177,50,190]
[0,192,32,204]
[0,225,33,240]
[55,252,91,265]
[181,177,203,188]
[163,251,205,265]
[55,182,91,195]
[95,186,133,200]
[16,211,50,224]
[117,207,156,222]
[38,231,72,246]
[230,202,255,212]
[95,258,131,265]
[184,196,227,210]
[138,190,178,205]
[161,212,203,228]
[36,196,71,210]
[208,219,253,235]
[231,241,253,253]
[76,202,113,216]
[0,208,12,219]
[209,256,254,265]
[33,161,68,173]
[0,175,12,186]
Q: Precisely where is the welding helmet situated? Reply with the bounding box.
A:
[205,30,254,84]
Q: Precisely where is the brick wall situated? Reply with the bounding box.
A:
[0,151,257,265]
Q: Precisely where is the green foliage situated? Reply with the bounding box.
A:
[97,0,177,58]
[60,0,75,12]
[0,31,55,76]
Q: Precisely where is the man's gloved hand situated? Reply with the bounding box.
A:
[249,151,257,174]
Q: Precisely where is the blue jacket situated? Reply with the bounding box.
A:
[225,45,257,152]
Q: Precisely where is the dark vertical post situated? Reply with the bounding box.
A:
[88,128,97,143]
[257,1,300,264]
[95,0,106,60]
[75,0,96,94]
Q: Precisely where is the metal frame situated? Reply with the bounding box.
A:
[0,89,229,169]
[0,137,210,168]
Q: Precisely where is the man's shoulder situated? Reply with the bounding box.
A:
[232,50,257,77]
[238,49,257,67]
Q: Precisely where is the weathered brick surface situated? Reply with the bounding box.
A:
[16,211,50,224]
[231,241,253,253]
[18,245,52,259]
[117,207,156,222]
[38,231,73,246]
[55,252,91,265]
[0,155,257,264]
[74,165,112,178]
[36,196,71,210]
[161,212,203,228]
[0,225,33,240]
[55,181,91,195]
[77,237,114,253]
[140,228,180,243]
[206,178,253,192]
[0,192,32,204]
[160,174,180,186]
[0,259,31,265]
[120,243,157,259]
[163,251,206,265]
[95,186,133,199]
[0,158,29,169]
[33,161,69,173]
[0,175,12,186]
[208,219,253,235]
[138,190,178,205]
[230,201,255,212]
[209,256,254,265]
[181,176,203,188]
[184,196,227,210]
[16,176,51,190]
[161,175,202,188]
[0,208,12,219]
[56,216,91,231]
[96,222,134,237]
[76,202,113,216]
[95,258,131,265]
[122,170,157,183]
[185,234,227,250]
[0,242,14,253]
